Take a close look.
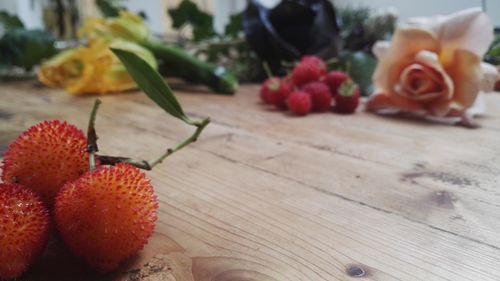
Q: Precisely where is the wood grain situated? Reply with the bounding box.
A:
[0,81,499,280]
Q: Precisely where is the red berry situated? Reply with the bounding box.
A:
[323,71,349,95]
[291,56,327,86]
[287,91,312,116]
[260,77,292,109]
[301,81,332,112]
[0,184,50,280]
[1,120,90,206]
[335,80,360,114]
[54,164,158,272]
[259,78,277,104]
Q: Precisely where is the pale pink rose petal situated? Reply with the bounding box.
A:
[441,49,482,111]
[372,41,391,60]
[480,62,500,92]
[365,92,424,114]
[406,8,493,57]
[372,29,440,96]
[397,64,444,101]
[414,50,454,99]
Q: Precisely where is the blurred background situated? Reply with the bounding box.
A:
[0,0,498,94]
[0,0,498,38]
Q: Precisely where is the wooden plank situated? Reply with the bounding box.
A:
[1,81,500,280]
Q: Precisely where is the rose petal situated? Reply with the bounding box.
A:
[372,29,440,95]
[480,62,499,92]
[366,93,424,114]
[372,41,391,60]
[398,64,443,101]
[414,50,454,99]
[440,49,482,111]
[406,8,493,57]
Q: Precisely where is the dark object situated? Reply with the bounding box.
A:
[243,0,341,74]
[0,29,57,71]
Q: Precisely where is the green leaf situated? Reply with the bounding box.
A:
[0,11,24,31]
[224,13,243,38]
[111,48,193,124]
[167,0,215,42]
[339,51,376,97]
[95,0,126,18]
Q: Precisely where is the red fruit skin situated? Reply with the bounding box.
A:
[287,91,312,116]
[292,56,327,86]
[323,71,349,95]
[260,78,293,109]
[54,164,158,273]
[335,86,360,114]
[1,120,89,206]
[301,81,332,112]
[259,78,276,104]
[0,184,50,280]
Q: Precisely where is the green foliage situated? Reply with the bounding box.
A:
[167,1,263,82]
[485,34,500,65]
[224,13,243,38]
[0,11,24,31]
[0,29,57,71]
[168,0,216,42]
[339,6,396,52]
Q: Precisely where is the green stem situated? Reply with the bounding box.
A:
[148,117,210,168]
[87,99,102,171]
[96,117,210,170]
[262,61,273,78]
[142,40,238,95]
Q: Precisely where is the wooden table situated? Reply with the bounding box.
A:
[1,80,500,281]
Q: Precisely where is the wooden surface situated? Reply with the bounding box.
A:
[1,80,500,281]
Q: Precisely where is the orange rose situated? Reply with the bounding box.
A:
[366,8,498,127]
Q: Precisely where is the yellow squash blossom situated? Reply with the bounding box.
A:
[38,39,157,95]
[78,11,149,43]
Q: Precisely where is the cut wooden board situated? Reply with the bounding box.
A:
[0,81,499,280]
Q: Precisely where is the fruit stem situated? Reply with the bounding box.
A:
[262,61,273,78]
[95,117,210,170]
[87,99,102,171]
[148,117,210,168]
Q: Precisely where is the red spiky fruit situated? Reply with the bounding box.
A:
[54,164,158,272]
[1,120,89,206]
[0,184,50,280]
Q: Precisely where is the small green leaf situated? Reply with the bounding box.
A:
[111,48,194,124]
[0,11,24,31]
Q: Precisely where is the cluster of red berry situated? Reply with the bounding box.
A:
[0,121,157,279]
[260,56,360,116]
